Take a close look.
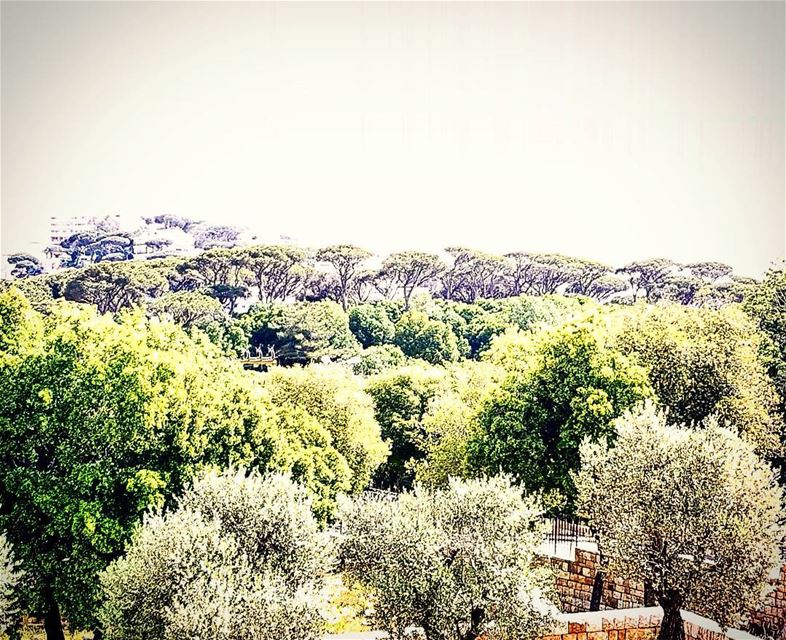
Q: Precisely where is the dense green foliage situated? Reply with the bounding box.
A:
[470,318,652,513]
[241,301,359,365]
[613,304,784,459]
[260,366,389,494]
[1,252,785,637]
[0,289,383,633]
[744,265,786,418]
[348,304,396,348]
[393,311,461,365]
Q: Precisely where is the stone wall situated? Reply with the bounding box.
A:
[540,548,645,613]
[749,564,786,637]
[542,607,757,640]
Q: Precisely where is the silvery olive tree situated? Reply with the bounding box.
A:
[0,533,21,634]
[99,470,333,640]
[338,476,556,640]
[575,403,785,640]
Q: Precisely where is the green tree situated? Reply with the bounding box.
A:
[241,245,308,302]
[576,403,785,640]
[613,304,784,459]
[316,245,372,311]
[147,291,245,356]
[412,362,504,488]
[470,319,652,514]
[338,476,554,640]
[6,253,44,279]
[261,365,389,493]
[100,470,332,640]
[348,304,396,348]
[62,262,168,314]
[393,311,460,365]
[616,258,678,302]
[379,251,444,310]
[0,290,352,638]
[242,301,359,365]
[743,266,786,417]
[353,344,407,377]
[147,290,226,329]
[365,365,450,488]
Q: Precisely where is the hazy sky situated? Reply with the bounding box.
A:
[1,1,784,276]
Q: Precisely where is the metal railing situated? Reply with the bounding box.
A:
[544,517,595,554]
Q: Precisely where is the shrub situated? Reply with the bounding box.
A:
[338,476,555,640]
[349,305,396,348]
[100,470,332,640]
[353,345,408,376]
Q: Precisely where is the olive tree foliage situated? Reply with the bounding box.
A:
[0,533,22,635]
[338,476,555,640]
[100,470,332,640]
[613,304,784,460]
[575,403,785,640]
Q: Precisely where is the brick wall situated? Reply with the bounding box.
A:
[749,564,786,637]
[540,548,645,613]
[542,607,757,640]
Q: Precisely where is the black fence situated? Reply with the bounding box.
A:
[544,518,595,554]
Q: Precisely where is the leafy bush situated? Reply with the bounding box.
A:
[338,476,555,640]
[394,311,460,365]
[353,345,407,376]
[100,470,332,640]
[349,304,396,348]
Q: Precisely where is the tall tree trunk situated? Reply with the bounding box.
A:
[590,570,604,611]
[657,590,685,640]
[644,580,657,606]
[43,587,65,640]
[462,607,486,640]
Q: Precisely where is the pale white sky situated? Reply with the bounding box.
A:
[1,1,784,276]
